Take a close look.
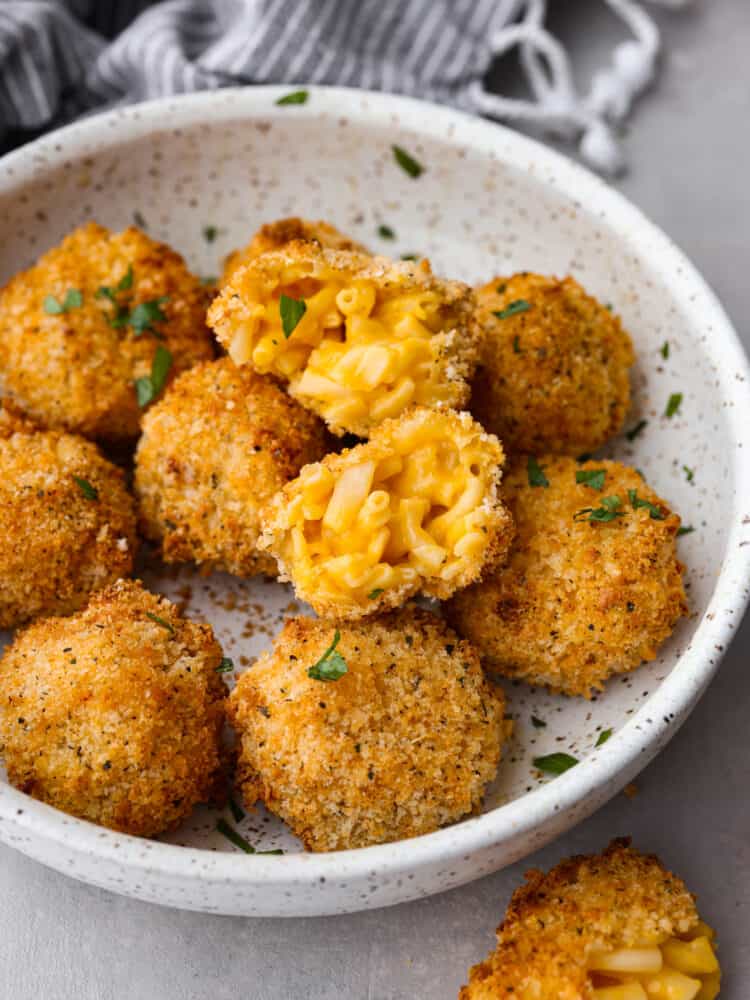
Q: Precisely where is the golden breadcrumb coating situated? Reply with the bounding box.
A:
[471,274,634,455]
[0,579,226,837]
[227,609,509,852]
[0,402,137,629]
[0,223,214,441]
[259,407,513,620]
[447,457,687,697]
[221,217,368,285]
[208,241,479,437]
[461,839,720,1000]
[134,357,328,576]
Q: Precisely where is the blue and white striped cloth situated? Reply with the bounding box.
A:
[0,0,689,172]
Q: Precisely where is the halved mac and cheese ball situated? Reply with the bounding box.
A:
[461,839,720,1000]
[135,357,328,576]
[471,274,634,455]
[227,610,509,851]
[208,242,479,437]
[259,408,513,619]
[221,216,368,285]
[0,402,137,629]
[446,456,687,697]
[0,223,214,441]
[0,580,227,837]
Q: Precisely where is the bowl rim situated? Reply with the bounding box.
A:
[1,83,749,891]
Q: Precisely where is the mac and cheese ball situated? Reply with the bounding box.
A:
[461,839,720,1000]
[471,274,634,455]
[227,610,509,852]
[221,217,368,285]
[208,241,479,438]
[0,223,214,441]
[447,457,687,697]
[259,407,513,620]
[0,403,137,630]
[135,357,328,576]
[0,580,227,837]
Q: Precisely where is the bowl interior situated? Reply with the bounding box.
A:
[0,91,737,859]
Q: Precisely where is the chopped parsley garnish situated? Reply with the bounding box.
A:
[660,341,670,359]
[683,465,694,483]
[574,495,624,523]
[576,468,606,491]
[97,266,133,302]
[229,796,245,824]
[216,818,283,855]
[533,752,579,775]
[527,455,549,488]
[146,611,174,634]
[625,419,648,442]
[279,294,306,338]
[97,267,168,337]
[135,344,173,408]
[400,253,420,261]
[203,225,218,243]
[496,283,507,294]
[72,476,98,501]
[595,728,613,747]
[201,275,217,286]
[627,488,665,520]
[44,288,83,315]
[677,524,695,537]
[493,299,531,320]
[307,629,348,682]
[133,210,147,229]
[368,588,384,600]
[128,296,169,336]
[276,89,309,105]
[665,392,683,418]
[392,144,424,178]
[216,657,234,673]
[512,335,521,353]
[531,715,547,729]
[377,224,395,240]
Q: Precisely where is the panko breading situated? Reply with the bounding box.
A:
[0,580,227,837]
[221,217,368,285]
[461,839,720,1000]
[0,403,137,629]
[259,407,513,620]
[208,241,479,437]
[471,274,634,455]
[0,223,214,441]
[446,457,687,697]
[135,357,328,576]
[227,610,509,852]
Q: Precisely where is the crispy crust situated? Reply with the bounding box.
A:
[460,839,700,999]
[227,608,509,851]
[446,456,687,697]
[0,402,137,629]
[134,357,328,576]
[471,274,635,456]
[0,222,214,441]
[0,579,227,837]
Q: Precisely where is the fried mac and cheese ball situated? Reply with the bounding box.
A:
[0,223,214,441]
[0,403,137,629]
[221,217,368,284]
[471,274,634,455]
[259,407,513,619]
[461,839,721,1000]
[447,457,687,697]
[208,242,479,437]
[227,610,509,852]
[135,357,328,576]
[0,580,227,837]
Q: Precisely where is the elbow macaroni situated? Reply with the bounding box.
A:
[207,242,479,437]
[258,407,513,619]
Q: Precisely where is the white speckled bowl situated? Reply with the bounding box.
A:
[0,87,749,917]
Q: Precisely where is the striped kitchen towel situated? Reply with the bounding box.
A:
[0,0,690,173]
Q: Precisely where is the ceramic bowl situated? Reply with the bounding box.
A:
[0,87,748,917]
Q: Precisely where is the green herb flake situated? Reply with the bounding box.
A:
[135,344,173,408]
[72,476,98,501]
[625,419,648,442]
[145,611,174,634]
[575,468,606,492]
[628,488,665,520]
[276,90,309,106]
[665,392,683,418]
[496,283,507,295]
[531,715,547,729]
[527,455,549,489]
[368,588,384,600]
[677,524,695,537]
[217,817,283,854]
[660,341,670,360]
[493,299,531,320]
[201,275,217,286]
[400,253,419,261]
[279,294,306,338]
[229,796,245,824]
[533,752,579,775]
[574,495,625,524]
[216,657,234,673]
[203,225,219,243]
[129,296,169,336]
[43,288,83,315]
[683,465,694,483]
[307,629,348,682]
[377,224,396,240]
[595,728,613,747]
[512,334,521,354]
[392,144,424,178]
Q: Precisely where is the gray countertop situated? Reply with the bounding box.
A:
[1,3,749,997]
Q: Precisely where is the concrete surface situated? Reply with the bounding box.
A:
[1,2,748,997]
